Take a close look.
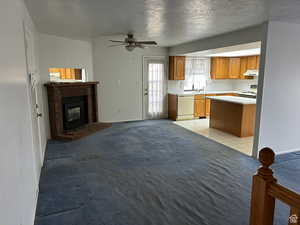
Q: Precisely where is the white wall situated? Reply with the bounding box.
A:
[169,24,264,55]
[231,79,258,91]
[0,0,41,224]
[93,36,168,122]
[39,34,94,138]
[257,21,300,154]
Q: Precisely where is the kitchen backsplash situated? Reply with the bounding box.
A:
[168,79,258,92]
[231,78,258,91]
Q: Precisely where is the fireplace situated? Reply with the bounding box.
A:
[45,82,111,140]
[62,96,88,130]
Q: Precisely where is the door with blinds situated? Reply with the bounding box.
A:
[143,57,167,119]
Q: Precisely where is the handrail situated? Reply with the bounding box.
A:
[249,147,300,225]
[268,183,300,209]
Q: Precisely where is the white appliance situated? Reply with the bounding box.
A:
[177,96,194,120]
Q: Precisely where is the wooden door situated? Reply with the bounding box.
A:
[228,57,240,79]
[194,95,206,117]
[175,56,185,80]
[240,57,248,78]
[256,55,260,70]
[169,56,185,80]
[206,98,211,117]
[169,56,175,80]
[211,57,229,79]
[247,56,257,70]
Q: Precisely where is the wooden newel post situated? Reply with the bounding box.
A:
[250,148,277,225]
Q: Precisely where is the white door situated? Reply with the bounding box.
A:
[24,26,43,180]
[143,57,167,119]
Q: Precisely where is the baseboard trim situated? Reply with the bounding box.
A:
[275,148,300,155]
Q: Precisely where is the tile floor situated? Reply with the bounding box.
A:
[174,119,253,156]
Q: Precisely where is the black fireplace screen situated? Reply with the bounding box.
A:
[67,107,81,122]
[62,96,88,130]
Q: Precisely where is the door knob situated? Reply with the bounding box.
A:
[37,113,42,117]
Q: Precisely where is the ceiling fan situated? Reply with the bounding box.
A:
[109,34,157,51]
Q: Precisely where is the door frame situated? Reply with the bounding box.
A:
[142,56,168,120]
[24,24,44,174]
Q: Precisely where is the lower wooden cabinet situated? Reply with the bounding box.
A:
[169,93,238,120]
[205,99,211,117]
[194,95,206,117]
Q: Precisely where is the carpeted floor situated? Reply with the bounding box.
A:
[35,120,300,225]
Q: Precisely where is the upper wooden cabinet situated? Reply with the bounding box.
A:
[211,55,260,80]
[210,57,229,79]
[256,55,260,70]
[240,57,248,79]
[169,56,185,80]
[228,57,241,79]
[247,56,257,70]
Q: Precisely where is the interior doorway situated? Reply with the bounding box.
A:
[143,57,167,120]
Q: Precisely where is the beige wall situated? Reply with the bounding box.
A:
[93,36,168,122]
[0,0,42,224]
[255,21,300,155]
[38,34,94,139]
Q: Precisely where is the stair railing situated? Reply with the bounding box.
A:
[249,148,300,225]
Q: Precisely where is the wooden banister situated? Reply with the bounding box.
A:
[249,148,300,225]
[268,183,300,209]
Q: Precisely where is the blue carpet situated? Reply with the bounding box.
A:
[35,120,300,225]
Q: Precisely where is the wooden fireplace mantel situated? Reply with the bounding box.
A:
[45,82,110,140]
[45,81,99,88]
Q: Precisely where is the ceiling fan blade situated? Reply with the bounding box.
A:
[109,40,126,43]
[136,41,157,45]
[108,43,126,47]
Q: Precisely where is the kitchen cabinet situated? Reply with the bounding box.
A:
[228,57,241,79]
[209,98,256,137]
[169,56,185,80]
[256,55,260,70]
[206,98,211,117]
[194,95,206,117]
[247,56,257,70]
[169,93,238,120]
[211,56,260,80]
[211,57,229,79]
[205,93,237,117]
[240,57,248,79]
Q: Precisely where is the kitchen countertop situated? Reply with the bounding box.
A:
[168,90,256,97]
[206,96,256,105]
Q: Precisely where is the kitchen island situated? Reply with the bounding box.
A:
[207,96,256,137]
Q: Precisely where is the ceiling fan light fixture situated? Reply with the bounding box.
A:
[125,45,135,52]
[109,34,157,52]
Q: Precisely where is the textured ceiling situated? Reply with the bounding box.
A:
[23,0,295,47]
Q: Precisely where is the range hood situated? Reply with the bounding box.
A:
[244,69,259,76]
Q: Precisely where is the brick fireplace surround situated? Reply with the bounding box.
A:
[45,82,111,140]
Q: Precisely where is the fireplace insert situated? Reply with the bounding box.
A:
[62,96,88,130]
